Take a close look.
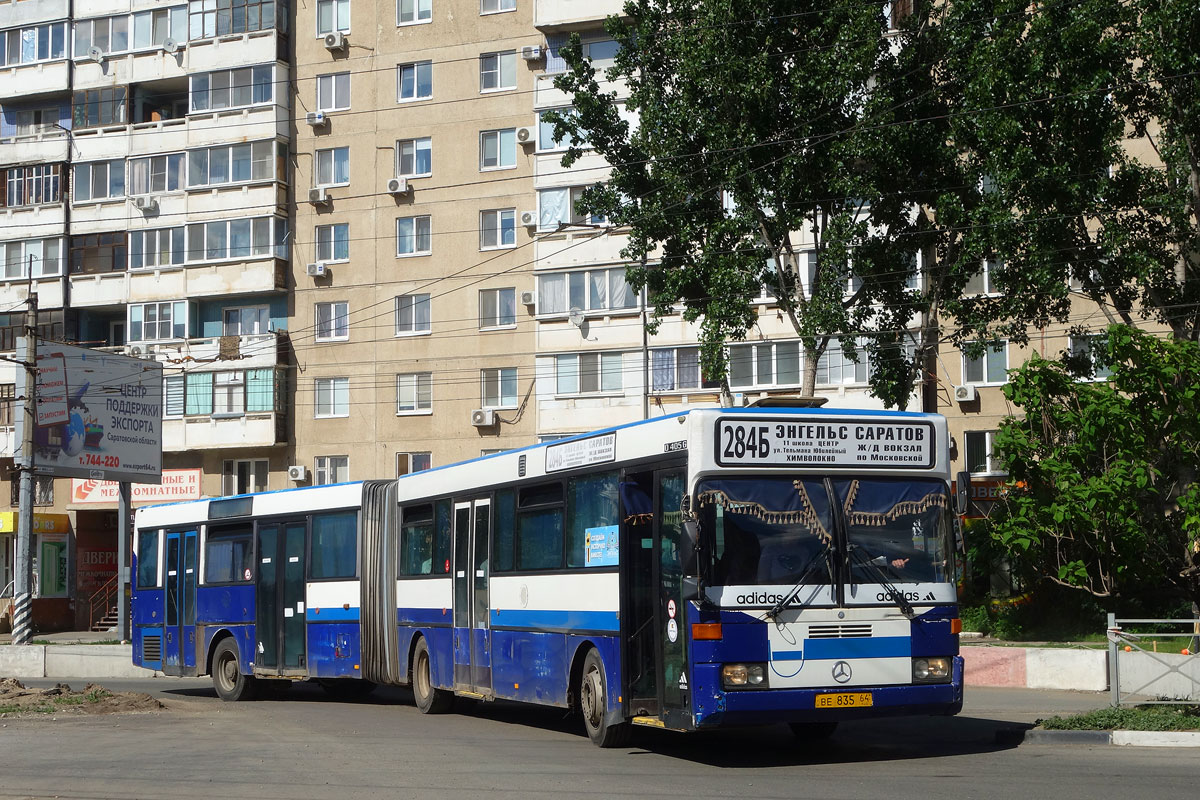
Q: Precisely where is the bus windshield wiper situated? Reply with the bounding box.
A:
[766,543,833,620]
[848,545,916,620]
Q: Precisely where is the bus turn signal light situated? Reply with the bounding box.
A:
[951,618,963,634]
[692,623,722,640]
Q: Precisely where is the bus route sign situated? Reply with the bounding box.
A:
[714,417,936,469]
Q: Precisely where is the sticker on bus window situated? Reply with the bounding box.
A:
[585,524,619,567]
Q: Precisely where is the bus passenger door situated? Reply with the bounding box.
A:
[622,471,659,716]
[452,499,492,696]
[163,530,197,670]
[656,469,690,725]
[256,521,308,674]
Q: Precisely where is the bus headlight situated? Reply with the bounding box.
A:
[912,657,952,683]
[722,663,768,688]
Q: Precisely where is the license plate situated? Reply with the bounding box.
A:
[815,692,873,709]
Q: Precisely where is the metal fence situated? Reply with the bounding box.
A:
[1107,614,1200,706]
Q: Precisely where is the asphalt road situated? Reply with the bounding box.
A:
[1,678,1193,800]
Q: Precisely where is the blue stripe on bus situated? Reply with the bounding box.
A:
[307,607,360,622]
[398,607,450,626]
[490,608,620,631]
[772,636,911,662]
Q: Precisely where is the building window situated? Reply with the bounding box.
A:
[651,346,718,392]
[537,108,579,152]
[480,209,515,249]
[397,0,432,24]
[187,141,277,188]
[190,65,273,112]
[135,7,188,48]
[73,160,126,203]
[395,293,431,335]
[2,165,62,208]
[396,451,431,476]
[129,153,184,195]
[315,377,350,417]
[556,352,622,395]
[315,301,349,341]
[480,129,516,170]
[317,0,350,34]
[396,372,432,414]
[1069,334,1114,380]
[315,223,349,262]
[315,147,349,187]
[316,72,350,112]
[536,268,636,315]
[68,233,125,275]
[397,61,432,101]
[190,0,276,38]
[164,375,185,417]
[537,186,606,231]
[130,227,186,269]
[396,215,432,256]
[480,0,515,12]
[963,340,1008,385]
[222,459,268,495]
[0,22,67,66]
[964,431,1003,475]
[396,137,432,177]
[128,301,187,342]
[583,38,620,67]
[481,367,517,408]
[223,306,270,335]
[74,15,129,57]
[314,455,349,485]
[183,216,285,262]
[0,384,14,427]
[729,341,802,389]
[964,257,1004,296]
[815,341,871,386]
[478,288,516,329]
[213,371,246,416]
[4,238,64,279]
[479,51,516,91]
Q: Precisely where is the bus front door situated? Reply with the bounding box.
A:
[655,469,691,727]
[163,530,197,671]
[453,499,492,696]
[255,522,308,674]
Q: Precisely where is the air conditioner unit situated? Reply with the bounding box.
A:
[520,290,535,306]
[87,46,105,63]
[306,262,327,277]
[305,111,328,127]
[953,384,977,403]
[324,31,346,51]
[521,45,543,61]
[287,465,308,482]
[520,210,537,227]
[471,408,496,427]
[162,38,181,54]
[386,177,410,195]
[128,344,147,357]
[308,187,329,205]
[515,126,535,145]
[133,196,157,212]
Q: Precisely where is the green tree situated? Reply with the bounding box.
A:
[990,326,1200,609]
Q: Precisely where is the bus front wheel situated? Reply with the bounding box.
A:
[212,639,257,702]
[412,638,453,714]
[579,648,631,748]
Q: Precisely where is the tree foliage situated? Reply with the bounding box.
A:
[990,326,1200,608]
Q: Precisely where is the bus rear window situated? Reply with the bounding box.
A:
[136,530,160,588]
[204,525,253,584]
[311,511,358,579]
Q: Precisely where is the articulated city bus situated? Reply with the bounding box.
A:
[132,403,964,746]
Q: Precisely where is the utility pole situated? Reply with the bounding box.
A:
[12,289,37,645]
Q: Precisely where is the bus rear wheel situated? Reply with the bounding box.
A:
[412,637,453,714]
[212,639,257,702]
[579,648,631,748]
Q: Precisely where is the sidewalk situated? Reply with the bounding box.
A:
[0,630,152,679]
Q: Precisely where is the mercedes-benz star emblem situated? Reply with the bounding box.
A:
[832,660,852,683]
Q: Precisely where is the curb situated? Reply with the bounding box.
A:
[997,727,1200,748]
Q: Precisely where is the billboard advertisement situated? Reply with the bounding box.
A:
[70,470,202,505]
[17,340,163,484]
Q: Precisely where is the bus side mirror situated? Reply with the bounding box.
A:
[955,470,971,516]
[680,575,700,602]
[681,518,700,577]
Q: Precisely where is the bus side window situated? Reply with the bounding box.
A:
[204,524,253,584]
[493,489,514,572]
[517,481,563,570]
[434,499,452,574]
[400,504,434,576]
[136,529,160,588]
[566,471,618,568]
[311,511,358,579]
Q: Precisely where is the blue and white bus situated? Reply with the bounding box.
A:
[132,403,965,746]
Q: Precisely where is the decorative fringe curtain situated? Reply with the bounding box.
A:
[841,479,947,527]
[696,481,831,541]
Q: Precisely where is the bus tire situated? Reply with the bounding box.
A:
[412,637,453,714]
[212,639,257,702]
[789,721,838,741]
[579,647,631,748]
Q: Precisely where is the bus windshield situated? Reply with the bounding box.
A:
[698,476,952,586]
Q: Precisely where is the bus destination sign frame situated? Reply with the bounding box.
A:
[714,416,936,469]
